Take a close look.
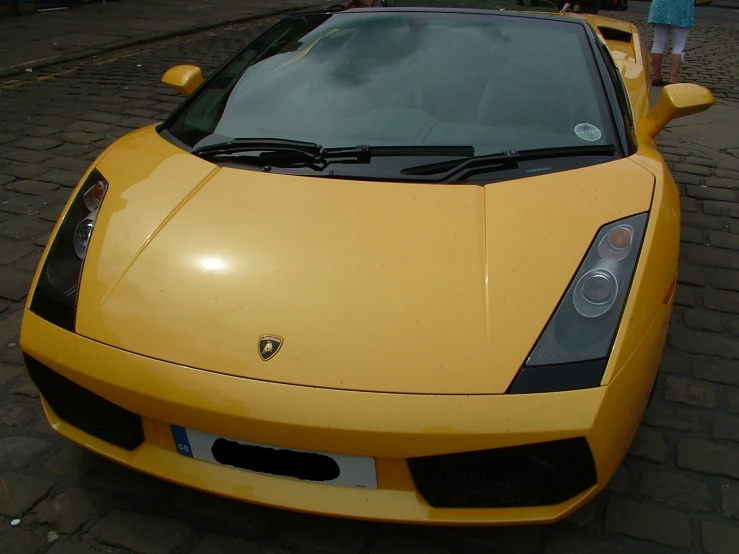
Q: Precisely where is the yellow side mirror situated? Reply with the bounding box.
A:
[161,65,204,95]
[640,83,714,138]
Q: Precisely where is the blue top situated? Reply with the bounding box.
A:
[647,0,695,28]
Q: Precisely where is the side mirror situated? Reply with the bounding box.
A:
[161,65,204,95]
[640,83,714,138]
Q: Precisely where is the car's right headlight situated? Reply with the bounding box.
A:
[507,212,648,394]
[30,169,108,332]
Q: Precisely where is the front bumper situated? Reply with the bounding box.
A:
[20,306,669,525]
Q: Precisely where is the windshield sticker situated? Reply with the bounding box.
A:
[574,123,602,142]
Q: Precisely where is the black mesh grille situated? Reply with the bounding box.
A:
[408,437,597,508]
[24,355,144,451]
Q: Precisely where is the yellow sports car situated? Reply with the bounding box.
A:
[21,7,712,525]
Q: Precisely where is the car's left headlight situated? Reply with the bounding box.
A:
[30,169,108,332]
[508,212,648,394]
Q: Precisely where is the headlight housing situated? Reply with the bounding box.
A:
[508,213,648,394]
[30,169,108,331]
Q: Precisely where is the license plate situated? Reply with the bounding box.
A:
[170,425,377,489]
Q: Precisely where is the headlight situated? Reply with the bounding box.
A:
[508,213,648,394]
[29,169,108,331]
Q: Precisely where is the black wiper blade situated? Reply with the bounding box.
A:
[322,144,474,160]
[401,144,618,181]
[192,141,475,169]
[191,138,323,157]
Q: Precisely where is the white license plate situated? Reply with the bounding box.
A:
[170,425,377,489]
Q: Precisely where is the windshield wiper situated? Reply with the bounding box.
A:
[401,144,619,182]
[191,139,475,169]
[192,138,324,158]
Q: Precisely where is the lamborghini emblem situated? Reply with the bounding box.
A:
[259,335,283,361]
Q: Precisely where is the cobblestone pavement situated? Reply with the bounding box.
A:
[1,7,739,554]
[0,0,322,77]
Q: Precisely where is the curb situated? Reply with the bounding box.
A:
[0,2,324,80]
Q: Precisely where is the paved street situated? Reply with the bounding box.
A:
[1,2,739,554]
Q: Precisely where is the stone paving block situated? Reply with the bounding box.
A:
[48,144,94,158]
[679,226,705,245]
[0,309,22,346]
[703,200,739,219]
[91,510,192,554]
[0,437,49,468]
[53,131,105,146]
[0,402,40,428]
[639,470,713,511]
[3,347,27,366]
[0,162,48,180]
[669,328,739,359]
[29,488,102,534]
[693,357,739,386]
[0,473,53,516]
[604,498,692,548]
[701,521,739,554]
[14,251,42,273]
[682,243,739,269]
[729,388,739,414]
[663,376,718,408]
[0,150,55,165]
[44,156,89,173]
[674,284,700,306]
[0,236,33,265]
[686,184,737,202]
[704,289,739,314]
[441,526,539,554]
[607,465,629,494]
[712,412,739,443]
[14,137,64,151]
[543,531,631,554]
[687,156,718,168]
[38,169,83,188]
[677,438,739,479]
[0,363,22,387]
[66,121,113,135]
[0,266,33,302]
[369,531,451,554]
[674,163,713,177]
[710,232,739,252]
[10,374,40,399]
[279,514,371,554]
[682,211,731,231]
[720,483,739,520]
[170,486,274,534]
[0,216,52,241]
[89,461,170,498]
[706,176,739,189]
[190,534,264,554]
[683,309,723,332]
[627,427,669,463]
[47,543,99,554]
[5,179,59,196]
[43,445,101,479]
[0,192,46,216]
[21,126,63,139]
[78,111,123,124]
[0,527,47,554]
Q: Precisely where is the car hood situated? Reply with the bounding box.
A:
[76,128,655,394]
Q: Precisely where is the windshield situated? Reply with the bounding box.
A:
[161,10,618,176]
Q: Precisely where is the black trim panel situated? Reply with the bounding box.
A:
[409,437,598,508]
[507,358,608,394]
[24,355,145,451]
[29,287,76,331]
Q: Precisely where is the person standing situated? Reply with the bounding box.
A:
[648,0,695,86]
